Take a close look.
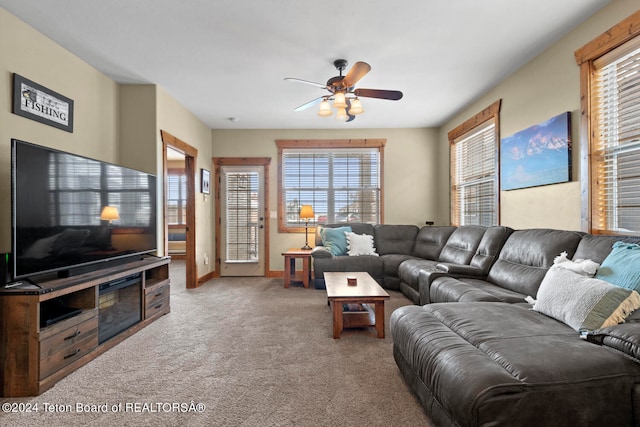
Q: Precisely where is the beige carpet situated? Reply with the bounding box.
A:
[1,261,433,427]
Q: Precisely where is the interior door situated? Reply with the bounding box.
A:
[220,165,265,276]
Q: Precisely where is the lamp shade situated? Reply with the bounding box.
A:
[299,205,314,220]
[333,91,347,109]
[100,206,120,221]
[348,97,364,115]
[335,107,348,122]
[318,99,332,117]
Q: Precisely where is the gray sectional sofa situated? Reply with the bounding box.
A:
[311,223,640,426]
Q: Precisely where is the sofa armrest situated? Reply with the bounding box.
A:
[311,246,333,258]
[435,263,484,277]
[418,269,450,304]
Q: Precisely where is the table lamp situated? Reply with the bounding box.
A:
[100,206,120,224]
[299,205,314,250]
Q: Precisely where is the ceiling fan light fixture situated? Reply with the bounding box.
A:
[348,97,364,115]
[333,91,347,109]
[286,59,403,123]
[318,99,332,117]
[335,107,349,122]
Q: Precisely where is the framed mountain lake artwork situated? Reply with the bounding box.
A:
[500,111,571,191]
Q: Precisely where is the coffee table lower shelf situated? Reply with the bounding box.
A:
[329,298,387,339]
[324,272,390,340]
[342,303,375,328]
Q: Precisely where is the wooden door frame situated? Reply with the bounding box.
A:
[161,130,198,288]
[213,157,271,277]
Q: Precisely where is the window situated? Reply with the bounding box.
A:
[167,169,187,225]
[277,140,385,231]
[576,11,640,235]
[448,100,501,226]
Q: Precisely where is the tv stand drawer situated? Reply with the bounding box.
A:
[144,283,170,320]
[39,314,98,380]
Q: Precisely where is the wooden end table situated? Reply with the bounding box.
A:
[324,272,390,339]
[282,248,313,288]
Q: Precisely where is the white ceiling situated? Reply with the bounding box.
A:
[0,0,609,130]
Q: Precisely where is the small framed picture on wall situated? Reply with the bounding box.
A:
[201,168,210,194]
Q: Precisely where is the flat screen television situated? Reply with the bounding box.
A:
[11,139,158,280]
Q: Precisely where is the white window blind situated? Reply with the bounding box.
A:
[225,171,259,263]
[167,171,187,225]
[451,122,497,226]
[592,37,640,234]
[281,148,380,226]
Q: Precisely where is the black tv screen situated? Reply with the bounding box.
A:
[11,140,158,279]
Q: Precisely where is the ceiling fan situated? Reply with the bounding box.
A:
[285,59,403,122]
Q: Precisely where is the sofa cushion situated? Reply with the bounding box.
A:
[438,225,486,264]
[573,234,640,264]
[469,226,514,273]
[595,242,640,292]
[374,224,419,255]
[411,226,456,260]
[485,228,582,297]
[534,267,640,332]
[345,231,378,256]
[312,255,384,289]
[429,276,527,304]
[319,226,352,256]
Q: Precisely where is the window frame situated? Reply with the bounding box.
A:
[575,10,640,235]
[448,100,502,226]
[276,139,385,232]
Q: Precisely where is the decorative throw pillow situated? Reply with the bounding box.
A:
[23,234,60,259]
[345,232,378,256]
[533,266,640,332]
[595,242,640,292]
[320,226,352,256]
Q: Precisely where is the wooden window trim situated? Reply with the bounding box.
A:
[448,100,502,226]
[276,139,385,232]
[575,10,640,234]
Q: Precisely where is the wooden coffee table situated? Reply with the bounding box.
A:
[324,272,390,339]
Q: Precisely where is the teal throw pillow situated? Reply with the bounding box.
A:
[595,242,640,292]
[320,226,352,256]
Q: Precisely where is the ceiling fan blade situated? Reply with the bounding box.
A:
[354,88,403,101]
[284,77,327,89]
[343,61,371,88]
[294,96,325,112]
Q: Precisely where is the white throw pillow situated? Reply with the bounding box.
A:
[23,234,60,259]
[345,232,378,256]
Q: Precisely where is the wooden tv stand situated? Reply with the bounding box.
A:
[0,256,171,397]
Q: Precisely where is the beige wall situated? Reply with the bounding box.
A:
[211,128,439,271]
[437,0,640,231]
[118,85,213,273]
[119,85,157,174]
[156,86,213,277]
[0,8,119,253]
